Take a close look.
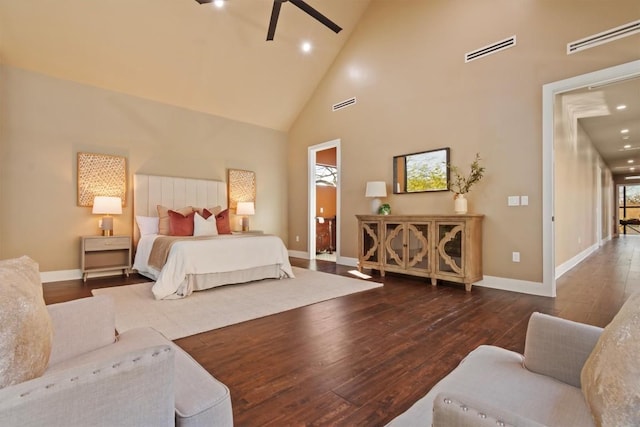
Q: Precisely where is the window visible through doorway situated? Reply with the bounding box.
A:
[619,185,640,234]
[316,164,337,187]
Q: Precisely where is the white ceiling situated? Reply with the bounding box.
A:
[574,77,640,176]
[0,0,370,131]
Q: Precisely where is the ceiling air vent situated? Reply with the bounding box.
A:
[332,97,356,112]
[568,19,640,54]
[465,36,516,63]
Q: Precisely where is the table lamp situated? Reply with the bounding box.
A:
[365,181,387,214]
[92,196,122,236]
[236,201,255,231]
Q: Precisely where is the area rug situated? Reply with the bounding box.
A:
[91,267,382,340]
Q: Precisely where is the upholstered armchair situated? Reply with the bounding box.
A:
[0,256,233,427]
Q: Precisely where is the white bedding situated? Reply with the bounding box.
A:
[133,234,294,299]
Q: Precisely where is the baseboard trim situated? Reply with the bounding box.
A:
[475,275,553,297]
[288,250,309,260]
[41,269,125,284]
[555,243,599,280]
[336,256,551,297]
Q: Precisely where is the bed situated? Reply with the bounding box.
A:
[132,174,294,299]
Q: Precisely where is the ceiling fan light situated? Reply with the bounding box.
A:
[213,0,224,8]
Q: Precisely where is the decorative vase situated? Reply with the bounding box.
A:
[454,194,468,214]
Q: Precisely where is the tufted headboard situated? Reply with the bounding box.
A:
[133,174,227,244]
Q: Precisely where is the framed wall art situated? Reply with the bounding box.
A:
[227,169,256,210]
[77,152,127,207]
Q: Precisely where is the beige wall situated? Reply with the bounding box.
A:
[0,66,288,273]
[554,111,610,266]
[287,0,640,285]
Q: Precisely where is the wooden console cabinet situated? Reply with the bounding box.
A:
[356,214,483,291]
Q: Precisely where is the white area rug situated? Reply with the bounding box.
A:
[92,267,382,340]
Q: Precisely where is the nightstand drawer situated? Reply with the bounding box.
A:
[83,236,130,251]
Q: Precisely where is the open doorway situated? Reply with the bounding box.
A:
[543,59,640,296]
[308,140,341,262]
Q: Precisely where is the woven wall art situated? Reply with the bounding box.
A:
[227,169,256,211]
[77,152,127,207]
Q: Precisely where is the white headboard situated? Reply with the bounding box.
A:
[133,174,227,241]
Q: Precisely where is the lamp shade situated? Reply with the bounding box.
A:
[236,201,255,216]
[92,196,122,215]
[365,181,387,198]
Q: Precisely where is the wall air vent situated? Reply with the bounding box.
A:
[568,20,640,54]
[465,36,516,63]
[332,97,356,112]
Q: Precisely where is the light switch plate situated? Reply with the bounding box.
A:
[508,196,520,206]
[521,196,529,206]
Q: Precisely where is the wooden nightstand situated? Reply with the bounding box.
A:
[81,235,132,282]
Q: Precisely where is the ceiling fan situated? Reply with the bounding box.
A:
[265,0,342,41]
[195,0,342,41]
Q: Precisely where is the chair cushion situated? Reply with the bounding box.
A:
[0,256,53,388]
[581,291,640,427]
[388,345,594,426]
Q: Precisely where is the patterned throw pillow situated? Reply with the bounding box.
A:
[581,291,640,427]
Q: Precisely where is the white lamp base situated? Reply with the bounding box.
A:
[371,198,382,215]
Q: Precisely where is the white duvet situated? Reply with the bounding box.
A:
[133,234,294,299]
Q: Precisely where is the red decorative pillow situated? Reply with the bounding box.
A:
[168,210,195,236]
[196,206,222,219]
[215,209,231,234]
[157,205,193,235]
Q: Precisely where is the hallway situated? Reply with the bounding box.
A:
[555,234,640,326]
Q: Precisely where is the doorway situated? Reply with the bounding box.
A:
[308,139,341,262]
[543,60,640,296]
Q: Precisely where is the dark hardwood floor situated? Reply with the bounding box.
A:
[42,236,640,426]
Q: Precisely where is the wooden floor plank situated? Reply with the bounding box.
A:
[42,235,639,426]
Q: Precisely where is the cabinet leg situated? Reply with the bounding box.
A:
[465,283,472,292]
[83,272,88,283]
[431,277,437,286]
[124,268,129,278]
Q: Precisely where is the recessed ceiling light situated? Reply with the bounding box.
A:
[624,144,632,149]
[621,129,630,134]
[631,167,636,171]
[301,41,312,53]
[616,104,627,110]
[628,159,634,164]
[623,136,630,140]
[213,0,224,8]
[625,176,640,180]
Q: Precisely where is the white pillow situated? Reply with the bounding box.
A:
[193,212,218,237]
[136,216,159,236]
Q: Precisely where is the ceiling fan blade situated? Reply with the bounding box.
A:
[195,0,213,4]
[266,0,284,41]
[289,0,342,34]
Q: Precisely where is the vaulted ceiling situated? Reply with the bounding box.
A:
[0,0,370,131]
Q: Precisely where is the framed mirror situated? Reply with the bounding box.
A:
[393,147,450,193]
